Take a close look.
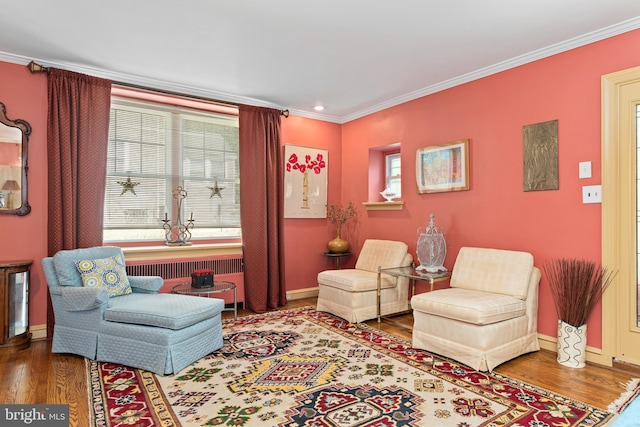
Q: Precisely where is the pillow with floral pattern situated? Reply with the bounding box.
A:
[74,255,132,297]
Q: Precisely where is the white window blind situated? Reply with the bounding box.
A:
[385,153,401,197]
[104,97,240,242]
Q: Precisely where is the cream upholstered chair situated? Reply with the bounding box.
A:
[317,239,413,323]
[411,247,541,372]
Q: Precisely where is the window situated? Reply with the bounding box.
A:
[385,152,401,197]
[104,96,240,242]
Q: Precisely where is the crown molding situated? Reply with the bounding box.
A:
[0,52,280,107]
[0,50,344,123]
[341,16,640,123]
[3,15,640,125]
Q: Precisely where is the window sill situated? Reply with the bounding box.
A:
[122,242,242,262]
[362,201,404,211]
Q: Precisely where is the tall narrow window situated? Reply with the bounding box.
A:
[104,96,240,242]
[385,152,401,197]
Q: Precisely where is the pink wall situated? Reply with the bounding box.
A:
[2,28,640,349]
[0,142,20,165]
[341,29,640,348]
[0,61,48,327]
[281,116,345,289]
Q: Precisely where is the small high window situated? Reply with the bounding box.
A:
[385,153,401,197]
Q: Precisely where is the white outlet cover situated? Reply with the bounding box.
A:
[582,185,602,204]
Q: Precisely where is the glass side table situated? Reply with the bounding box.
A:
[172,281,237,320]
[376,265,451,323]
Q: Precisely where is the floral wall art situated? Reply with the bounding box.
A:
[284,144,328,218]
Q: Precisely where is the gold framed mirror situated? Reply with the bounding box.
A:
[0,102,31,216]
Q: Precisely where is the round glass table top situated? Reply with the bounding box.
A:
[172,281,235,295]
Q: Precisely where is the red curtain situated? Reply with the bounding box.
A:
[239,105,287,312]
[46,68,111,336]
[47,68,112,254]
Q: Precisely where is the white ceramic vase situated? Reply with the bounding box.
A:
[556,319,587,368]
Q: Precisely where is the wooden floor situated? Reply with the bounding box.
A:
[1,297,639,427]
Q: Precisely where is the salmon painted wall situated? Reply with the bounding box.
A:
[2,28,640,348]
[0,61,48,327]
[341,28,640,348]
[0,60,340,332]
[281,115,345,291]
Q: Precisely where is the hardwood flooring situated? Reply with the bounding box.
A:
[1,297,638,426]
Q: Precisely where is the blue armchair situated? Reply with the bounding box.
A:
[42,246,224,375]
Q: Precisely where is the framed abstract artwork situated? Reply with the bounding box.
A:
[284,144,328,218]
[416,139,470,194]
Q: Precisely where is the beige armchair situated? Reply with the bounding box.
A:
[317,239,413,323]
[411,247,541,371]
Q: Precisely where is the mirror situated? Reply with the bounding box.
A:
[0,102,31,216]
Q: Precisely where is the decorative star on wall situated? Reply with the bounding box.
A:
[117,176,140,196]
[207,181,224,198]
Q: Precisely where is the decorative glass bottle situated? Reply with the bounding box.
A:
[416,213,447,272]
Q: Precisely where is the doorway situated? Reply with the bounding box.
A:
[602,66,640,365]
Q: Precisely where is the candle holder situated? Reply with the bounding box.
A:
[162,186,194,246]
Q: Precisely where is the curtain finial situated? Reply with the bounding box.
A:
[27,61,49,74]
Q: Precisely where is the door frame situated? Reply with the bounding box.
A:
[602,65,640,365]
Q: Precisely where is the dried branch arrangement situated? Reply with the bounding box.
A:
[326,202,357,229]
[543,258,617,327]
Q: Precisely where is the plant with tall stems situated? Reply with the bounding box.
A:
[543,258,617,327]
[326,201,357,235]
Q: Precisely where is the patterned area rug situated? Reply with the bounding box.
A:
[88,307,613,426]
[606,379,640,426]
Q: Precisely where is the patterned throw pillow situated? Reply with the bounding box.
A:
[74,255,132,297]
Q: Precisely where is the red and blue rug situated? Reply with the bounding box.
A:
[607,378,640,426]
[88,306,613,426]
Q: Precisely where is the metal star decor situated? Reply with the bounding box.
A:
[117,176,140,196]
[207,180,224,198]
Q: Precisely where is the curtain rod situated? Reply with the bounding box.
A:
[26,60,290,118]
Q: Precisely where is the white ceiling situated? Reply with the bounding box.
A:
[1,1,640,123]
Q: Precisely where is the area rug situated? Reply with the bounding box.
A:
[606,379,640,426]
[88,306,613,426]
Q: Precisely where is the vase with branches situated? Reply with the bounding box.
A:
[543,258,616,368]
[326,201,357,253]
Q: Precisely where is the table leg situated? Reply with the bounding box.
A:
[233,286,237,320]
[377,266,382,323]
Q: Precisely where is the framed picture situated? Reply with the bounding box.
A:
[523,120,558,191]
[284,144,328,218]
[416,139,470,194]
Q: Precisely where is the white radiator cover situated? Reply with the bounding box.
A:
[125,255,244,304]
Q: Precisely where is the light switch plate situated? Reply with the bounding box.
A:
[579,161,592,179]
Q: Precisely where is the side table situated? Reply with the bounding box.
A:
[0,260,32,352]
[172,281,237,320]
[376,265,451,323]
[323,251,352,269]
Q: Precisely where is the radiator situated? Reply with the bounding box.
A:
[125,256,244,279]
[125,255,245,304]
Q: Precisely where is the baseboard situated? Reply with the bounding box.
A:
[31,324,47,341]
[287,287,319,301]
[537,333,613,367]
[32,297,613,369]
